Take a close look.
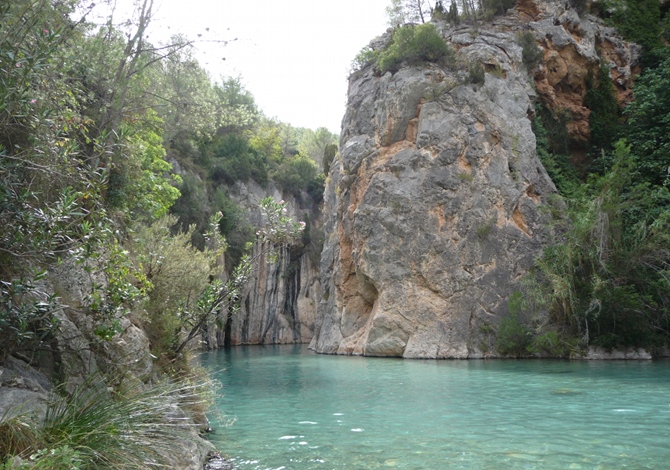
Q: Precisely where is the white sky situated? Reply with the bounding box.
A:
[106,0,390,133]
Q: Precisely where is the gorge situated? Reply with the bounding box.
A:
[2,0,670,468]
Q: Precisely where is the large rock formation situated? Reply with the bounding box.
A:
[202,181,320,347]
[310,1,637,358]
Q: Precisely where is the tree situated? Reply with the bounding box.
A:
[624,54,670,188]
[173,198,304,356]
[298,127,339,168]
[386,0,435,26]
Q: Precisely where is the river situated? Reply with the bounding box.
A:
[200,345,670,469]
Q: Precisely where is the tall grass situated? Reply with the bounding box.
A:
[1,373,219,469]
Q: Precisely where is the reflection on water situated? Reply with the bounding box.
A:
[201,345,670,469]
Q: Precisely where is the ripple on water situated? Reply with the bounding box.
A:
[202,346,670,469]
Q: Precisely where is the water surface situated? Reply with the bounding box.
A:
[201,345,670,469]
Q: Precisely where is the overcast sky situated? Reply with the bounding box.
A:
[106,0,390,133]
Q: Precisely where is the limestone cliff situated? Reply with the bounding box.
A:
[201,181,320,348]
[310,1,637,358]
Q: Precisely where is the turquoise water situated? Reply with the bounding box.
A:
[200,345,670,469]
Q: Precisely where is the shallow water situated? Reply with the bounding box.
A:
[200,345,670,469]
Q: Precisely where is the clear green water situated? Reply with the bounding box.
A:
[200,345,670,469]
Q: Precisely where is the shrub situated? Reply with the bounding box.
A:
[351,45,380,73]
[377,23,454,73]
[1,375,217,469]
[584,65,621,154]
[516,31,542,71]
[495,292,531,356]
[273,154,318,195]
[322,143,337,175]
[468,61,485,84]
[131,216,212,356]
[476,223,492,240]
[529,330,572,357]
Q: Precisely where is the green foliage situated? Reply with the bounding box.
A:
[0,273,61,360]
[0,411,42,461]
[624,54,670,188]
[432,1,447,21]
[447,1,460,24]
[108,111,182,221]
[537,105,572,155]
[533,141,670,349]
[476,222,492,239]
[173,198,304,355]
[297,127,338,169]
[528,330,574,357]
[351,45,380,73]
[1,375,215,469]
[468,61,485,84]
[273,153,319,195]
[377,24,454,74]
[207,133,268,186]
[584,65,621,157]
[600,0,663,65]
[532,108,581,197]
[516,32,543,71]
[495,292,531,356]
[322,143,338,175]
[130,216,213,356]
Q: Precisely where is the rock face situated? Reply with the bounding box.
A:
[528,0,640,142]
[310,1,636,358]
[202,181,320,347]
[49,260,153,392]
[228,243,319,345]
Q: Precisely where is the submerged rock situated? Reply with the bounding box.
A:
[204,451,235,470]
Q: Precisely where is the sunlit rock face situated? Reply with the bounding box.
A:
[310,1,637,358]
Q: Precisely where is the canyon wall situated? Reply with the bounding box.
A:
[310,0,638,358]
[202,181,320,347]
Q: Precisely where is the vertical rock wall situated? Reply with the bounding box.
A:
[227,243,319,345]
[310,1,637,358]
[207,181,320,347]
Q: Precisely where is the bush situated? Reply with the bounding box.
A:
[468,61,485,84]
[516,31,542,71]
[377,23,454,73]
[1,375,217,469]
[207,134,268,186]
[495,292,531,356]
[529,330,572,357]
[351,45,380,73]
[131,216,212,356]
[584,65,621,156]
[273,154,318,195]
